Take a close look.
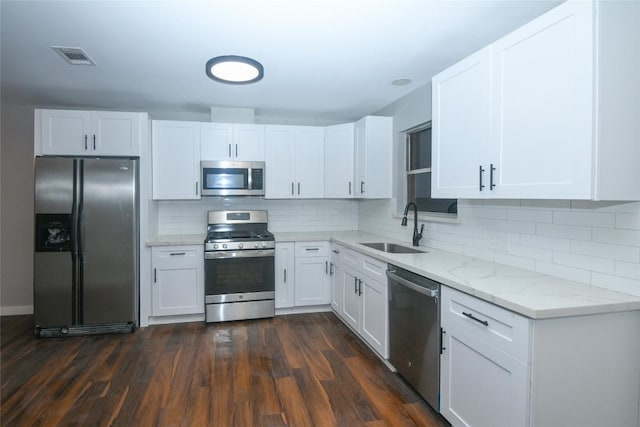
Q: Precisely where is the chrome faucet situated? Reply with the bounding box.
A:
[402,202,424,247]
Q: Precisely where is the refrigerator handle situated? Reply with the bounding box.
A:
[76,159,85,324]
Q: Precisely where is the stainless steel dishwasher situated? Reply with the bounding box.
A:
[387,265,441,411]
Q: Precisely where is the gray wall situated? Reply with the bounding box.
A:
[1,104,35,313]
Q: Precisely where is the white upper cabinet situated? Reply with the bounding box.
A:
[432,0,640,200]
[265,125,324,199]
[355,116,393,199]
[35,109,145,156]
[201,123,264,161]
[324,123,355,198]
[151,120,201,200]
[432,47,492,198]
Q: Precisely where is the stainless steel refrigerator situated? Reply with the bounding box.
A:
[34,157,138,337]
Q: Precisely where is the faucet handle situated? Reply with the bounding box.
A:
[418,223,424,236]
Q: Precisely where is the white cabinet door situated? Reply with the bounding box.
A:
[491,0,593,199]
[360,276,388,358]
[265,125,296,198]
[201,123,233,160]
[431,47,492,198]
[324,123,355,198]
[151,120,201,200]
[91,111,141,156]
[38,109,92,155]
[355,116,392,198]
[294,126,325,198]
[341,267,360,330]
[233,124,265,161]
[275,242,295,309]
[151,246,204,317]
[294,256,330,306]
[440,326,529,427]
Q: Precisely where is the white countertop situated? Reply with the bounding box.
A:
[148,230,640,319]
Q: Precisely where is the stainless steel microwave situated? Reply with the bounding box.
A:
[200,161,265,196]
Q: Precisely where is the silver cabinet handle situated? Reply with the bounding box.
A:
[360,181,365,194]
[170,252,186,256]
[297,182,300,195]
[354,277,358,294]
[329,262,334,275]
[348,181,352,195]
[84,135,88,150]
[325,260,328,274]
[358,278,363,296]
[291,182,294,196]
[235,144,238,158]
[195,181,199,196]
[93,135,96,150]
[228,144,232,158]
[479,165,485,191]
[305,247,320,251]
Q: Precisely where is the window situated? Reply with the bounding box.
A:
[406,123,457,214]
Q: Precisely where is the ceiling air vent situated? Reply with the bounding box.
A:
[51,46,96,66]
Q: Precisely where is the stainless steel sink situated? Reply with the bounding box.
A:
[359,242,425,254]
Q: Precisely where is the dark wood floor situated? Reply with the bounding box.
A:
[1,312,448,427]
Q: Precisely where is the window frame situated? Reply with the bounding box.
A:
[401,121,458,222]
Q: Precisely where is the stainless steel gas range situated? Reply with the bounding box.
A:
[204,210,275,323]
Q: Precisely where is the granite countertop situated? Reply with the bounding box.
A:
[147,230,640,319]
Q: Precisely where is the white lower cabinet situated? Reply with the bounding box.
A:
[275,242,295,309]
[274,241,331,309]
[441,285,640,427]
[332,246,388,359]
[151,246,204,317]
[294,241,331,306]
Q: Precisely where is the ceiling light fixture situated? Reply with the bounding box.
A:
[206,55,264,85]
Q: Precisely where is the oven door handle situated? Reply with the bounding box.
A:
[205,249,275,260]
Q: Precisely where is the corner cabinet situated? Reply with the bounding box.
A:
[354,116,393,199]
[151,246,204,318]
[264,125,325,199]
[440,285,640,427]
[35,109,146,156]
[151,120,201,200]
[432,0,640,200]
[332,246,388,359]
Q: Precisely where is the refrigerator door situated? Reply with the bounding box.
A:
[34,157,77,327]
[80,158,138,325]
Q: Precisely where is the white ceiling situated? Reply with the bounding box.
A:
[1,0,562,124]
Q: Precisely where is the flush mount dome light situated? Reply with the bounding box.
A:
[206,55,264,84]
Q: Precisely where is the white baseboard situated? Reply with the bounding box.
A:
[275,305,332,316]
[0,305,34,316]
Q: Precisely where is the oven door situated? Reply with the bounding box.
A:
[204,249,275,303]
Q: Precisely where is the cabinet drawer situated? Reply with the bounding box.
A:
[330,243,344,263]
[295,241,329,257]
[342,247,360,268]
[359,254,386,282]
[152,246,200,268]
[441,286,531,362]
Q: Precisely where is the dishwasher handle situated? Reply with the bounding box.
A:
[386,269,439,298]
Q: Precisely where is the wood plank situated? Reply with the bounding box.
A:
[1,313,450,427]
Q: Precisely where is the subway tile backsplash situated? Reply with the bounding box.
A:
[158,197,640,296]
[157,198,358,235]
[359,199,640,296]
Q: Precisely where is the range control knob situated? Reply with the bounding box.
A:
[213,244,219,250]
[222,243,227,249]
[238,243,244,249]
[262,242,267,248]
[254,243,259,248]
